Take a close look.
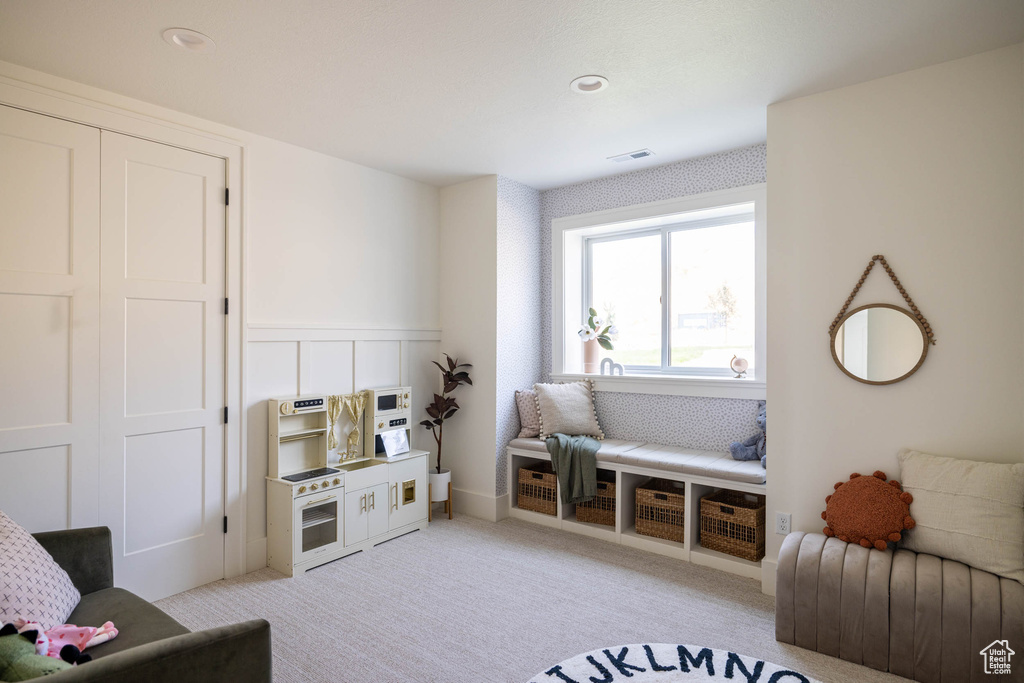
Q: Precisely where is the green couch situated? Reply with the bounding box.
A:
[26,527,271,683]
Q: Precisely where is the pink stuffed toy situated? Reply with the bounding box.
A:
[46,622,118,659]
[13,619,117,665]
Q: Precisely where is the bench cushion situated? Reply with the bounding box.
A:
[508,438,642,462]
[508,437,766,485]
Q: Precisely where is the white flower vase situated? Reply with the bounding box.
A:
[429,468,451,503]
[583,339,600,374]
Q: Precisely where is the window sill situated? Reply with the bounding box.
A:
[551,372,766,400]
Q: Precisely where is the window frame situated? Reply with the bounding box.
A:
[583,213,756,377]
[552,183,766,399]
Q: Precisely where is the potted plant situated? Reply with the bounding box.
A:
[419,353,472,505]
[578,308,617,373]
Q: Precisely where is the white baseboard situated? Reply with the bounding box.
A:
[452,488,509,522]
[246,537,268,574]
[761,558,777,596]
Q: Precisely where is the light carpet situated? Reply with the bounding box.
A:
[156,516,904,683]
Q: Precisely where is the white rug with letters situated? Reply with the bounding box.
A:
[531,644,822,683]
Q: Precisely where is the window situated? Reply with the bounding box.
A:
[552,184,765,398]
[586,215,754,375]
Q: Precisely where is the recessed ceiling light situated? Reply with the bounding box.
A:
[570,75,609,94]
[162,28,216,54]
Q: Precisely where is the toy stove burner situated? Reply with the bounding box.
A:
[282,467,339,483]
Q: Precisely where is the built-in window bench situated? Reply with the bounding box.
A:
[506,438,767,580]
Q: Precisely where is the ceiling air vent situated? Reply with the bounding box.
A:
[608,149,655,163]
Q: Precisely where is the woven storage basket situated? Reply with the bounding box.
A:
[576,471,616,526]
[699,490,766,561]
[635,478,686,543]
[518,461,557,516]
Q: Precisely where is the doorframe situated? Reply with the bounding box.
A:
[0,62,248,582]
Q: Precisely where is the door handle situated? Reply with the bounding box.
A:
[360,493,367,513]
[391,483,399,511]
[304,495,336,507]
[369,491,375,510]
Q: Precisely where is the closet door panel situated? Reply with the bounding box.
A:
[99,131,226,600]
[0,104,99,530]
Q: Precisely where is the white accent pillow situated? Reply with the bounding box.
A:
[898,449,1024,583]
[515,390,541,438]
[533,381,603,440]
[0,511,81,630]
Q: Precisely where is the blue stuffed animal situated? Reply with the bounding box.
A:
[729,400,766,468]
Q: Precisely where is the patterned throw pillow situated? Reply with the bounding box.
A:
[534,381,604,440]
[0,511,81,630]
[515,390,541,438]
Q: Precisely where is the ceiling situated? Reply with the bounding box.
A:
[0,1,1021,190]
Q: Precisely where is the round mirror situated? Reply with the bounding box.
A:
[830,304,928,385]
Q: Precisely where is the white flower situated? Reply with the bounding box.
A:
[580,328,597,342]
[607,325,619,335]
[592,316,604,328]
[577,326,589,338]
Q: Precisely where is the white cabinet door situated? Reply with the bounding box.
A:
[367,482,389,539]
[389,455,427,530]
[345,489,368,547]
[98,131,226,601]
[0,105,100,532]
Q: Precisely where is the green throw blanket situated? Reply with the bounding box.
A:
[545,433,600,505]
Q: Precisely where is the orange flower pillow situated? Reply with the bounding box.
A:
[821,471,915,550]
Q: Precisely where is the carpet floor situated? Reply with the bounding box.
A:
[155,516,905,683]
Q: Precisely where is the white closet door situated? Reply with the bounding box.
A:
[99,131,226,600]
[0,105,100,532]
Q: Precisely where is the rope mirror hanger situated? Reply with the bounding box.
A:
[829,255,936,386]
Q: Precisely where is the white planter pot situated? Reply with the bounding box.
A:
[429,468,451,502]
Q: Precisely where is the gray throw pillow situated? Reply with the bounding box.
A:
[533,381,603,440]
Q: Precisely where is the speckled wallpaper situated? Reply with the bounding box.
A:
[496,176,542,496]
[537,144,768,449]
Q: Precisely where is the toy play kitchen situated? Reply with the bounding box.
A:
[265,387,428,576]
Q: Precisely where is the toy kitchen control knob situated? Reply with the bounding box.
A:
[378,422,384,429]
[333,478,341,486]
[322,480,330,488]
[280,402,292,415]
[404,393,409,399]
[310,483,318,491]
[298,486,306,494]
[403,403,409,409]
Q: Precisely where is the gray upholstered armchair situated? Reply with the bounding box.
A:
[30,527,272,683]
[775,531,1024,682]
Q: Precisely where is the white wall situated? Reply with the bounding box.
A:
[766,44,1024,573]
[242,139,441,571]
[439,176,501,519]
[247,136,439,328]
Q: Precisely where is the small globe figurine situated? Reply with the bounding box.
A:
[730,355,749,378]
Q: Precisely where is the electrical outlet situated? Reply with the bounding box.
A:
[776,512,792,535]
